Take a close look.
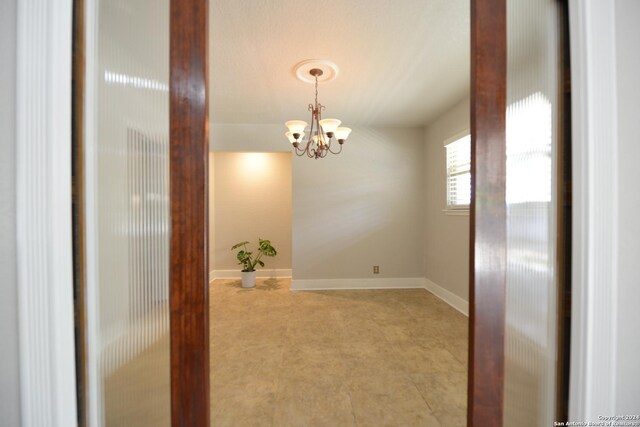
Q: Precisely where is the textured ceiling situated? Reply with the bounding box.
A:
[210,0,469,127]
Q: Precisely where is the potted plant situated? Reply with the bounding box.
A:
[231,239,278,288]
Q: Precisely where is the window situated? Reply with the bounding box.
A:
[445,133,471,210]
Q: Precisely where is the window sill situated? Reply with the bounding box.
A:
[443,208,470,216]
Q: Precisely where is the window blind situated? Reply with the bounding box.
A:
[446,135,471,207]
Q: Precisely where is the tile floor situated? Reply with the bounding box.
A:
[104,334,171,426]
[210,278,468,427]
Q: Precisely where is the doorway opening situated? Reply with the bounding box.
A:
[69,0,573,425]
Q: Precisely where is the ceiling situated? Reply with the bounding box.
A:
[210,0,470,128]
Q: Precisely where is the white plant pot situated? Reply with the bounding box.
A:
[241,270,256,288]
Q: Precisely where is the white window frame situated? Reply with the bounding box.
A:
[443,129,471,215]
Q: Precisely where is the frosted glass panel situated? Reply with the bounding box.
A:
[504,0,561,425]
[86,0,170,425]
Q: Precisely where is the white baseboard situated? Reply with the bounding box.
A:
[291,277,469,317]
[291,277,425,291]
[210,269,292,281]
[423,278,469,316]
[219,273,469,316]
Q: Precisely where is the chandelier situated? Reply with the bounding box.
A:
[285,67,351,159]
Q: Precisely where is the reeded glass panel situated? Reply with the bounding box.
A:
[86,0,170,425]
[504,0,561,425]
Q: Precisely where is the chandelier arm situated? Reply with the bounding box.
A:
[328,140,343,155]
[308,107,315,139]
[316,103,330,149]
[317,103,325,145]
[325,133,337,153]
[308,103,320,157]
[301,139,312,158]
[294,145,306,157]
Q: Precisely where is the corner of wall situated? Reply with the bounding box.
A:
[422,94,471,304]
[423,278,469,316]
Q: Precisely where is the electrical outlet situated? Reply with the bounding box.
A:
[373,265,380,274]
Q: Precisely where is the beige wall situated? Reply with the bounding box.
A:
[212,152,292,272]
[211,125,425,281]
[292,128,425,279]
[424,97,470,301]
[211,124,285,153]
[208,152,215,271]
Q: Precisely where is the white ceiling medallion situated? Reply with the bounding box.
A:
[293,59,340,84]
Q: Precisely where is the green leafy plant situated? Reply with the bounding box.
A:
[231,239,277,272]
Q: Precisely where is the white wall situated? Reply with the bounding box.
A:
[292,128,425,280]
[211,124,286,153]
[423,97,470,301]
[209,152,215,272]
[0,0,21,424]
[614,0,640,412]
[212,152,292,273]
[211,124,425,281]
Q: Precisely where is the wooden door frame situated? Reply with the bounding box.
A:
[169,0,210,426]
[468,0,507,426]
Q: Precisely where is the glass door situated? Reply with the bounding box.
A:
[84,0,171,424]
[504,0,568,424]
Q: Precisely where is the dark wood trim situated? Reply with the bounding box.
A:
[71,0,87,424]
[468,0,507,426]
[169,0,210,425]
[555,0,572,421]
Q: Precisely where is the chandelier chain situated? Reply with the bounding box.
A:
[314,75,319,108]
